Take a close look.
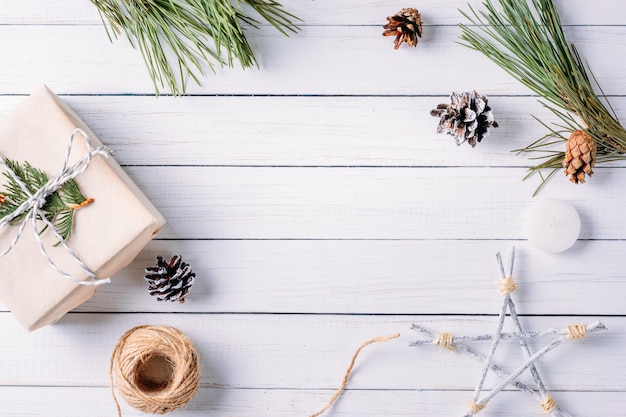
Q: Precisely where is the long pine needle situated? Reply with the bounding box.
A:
[90,0,301,96]
[459,0,626,192]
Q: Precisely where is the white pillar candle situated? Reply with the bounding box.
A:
[525,199,581,253]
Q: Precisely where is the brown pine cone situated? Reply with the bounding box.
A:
[563,130,597,184]
[145,255,195,303]
[382,8,423,50]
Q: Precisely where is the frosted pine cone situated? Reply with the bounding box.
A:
[382,8,423,49]
[145,255,195,303]
[431,91,498,147]
[563,130,597,184]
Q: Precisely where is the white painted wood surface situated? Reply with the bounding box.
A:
[0,1,625,416]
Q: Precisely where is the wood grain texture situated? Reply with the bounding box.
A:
[2,0,626,25]
[121,166,626,240]
[81,240,626,316]
[0,314,622,390]
[0,25,625,95]
[0,1,625,416]
[1,241,624,316]
[1,95,625,168]
[1,388,623,417]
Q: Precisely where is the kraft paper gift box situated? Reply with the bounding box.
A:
[0,85,166,331]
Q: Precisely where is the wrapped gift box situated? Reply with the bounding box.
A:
[0,86,166,331]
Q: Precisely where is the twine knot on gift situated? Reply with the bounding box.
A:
[0,128,112,286]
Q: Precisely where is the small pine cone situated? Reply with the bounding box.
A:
[382,8,423,50]
[430,91,498,147]
[563,130,597,184]
[145,255,195,303]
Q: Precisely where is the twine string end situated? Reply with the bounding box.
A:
[307,332,400,417]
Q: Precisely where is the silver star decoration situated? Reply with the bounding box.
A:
[411,247,607,416]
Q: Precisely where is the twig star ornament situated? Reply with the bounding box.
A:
[411,247,607,416]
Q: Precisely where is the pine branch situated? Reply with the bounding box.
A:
[59,179,89,207]
[89,0,302,96]
[0,160,48,224]
[459,0,626,192]
[0,159,92,243]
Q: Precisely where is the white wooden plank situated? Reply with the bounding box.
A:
[0,387,623,417]
[117,166,626,240]
[1,241,624,316]
[68,240,626,316]
[0,314,622,391]
[1,95,623,168]
[3,0,626,25]
[0,25,624,95]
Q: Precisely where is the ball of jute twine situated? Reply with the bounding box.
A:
[109,325,200,416]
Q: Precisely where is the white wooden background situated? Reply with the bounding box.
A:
[1,1,625,416]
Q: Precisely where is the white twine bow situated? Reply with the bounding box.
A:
[0,128,113,286]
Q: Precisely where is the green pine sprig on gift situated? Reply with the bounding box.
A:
[0,159,93,243]
[90,0,302,96]
[458,0,626,194]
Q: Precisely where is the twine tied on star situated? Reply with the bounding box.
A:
[0,128,113,286]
